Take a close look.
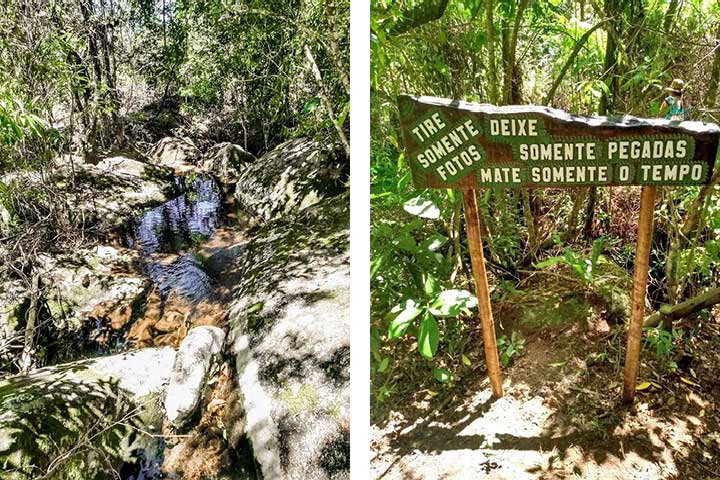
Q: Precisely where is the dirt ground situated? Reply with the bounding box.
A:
[371,281,720,480]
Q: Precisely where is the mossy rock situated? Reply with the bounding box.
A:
[228,191,349,336]
[224,191,349,480]
[234,138,346,221]
[0,348,174,479]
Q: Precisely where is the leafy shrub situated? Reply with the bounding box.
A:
[496,331,525,367]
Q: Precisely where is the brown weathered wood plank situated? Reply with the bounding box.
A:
[462,189,503,398]
[623,185,656,403]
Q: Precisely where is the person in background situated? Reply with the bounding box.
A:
[659,78,689,121]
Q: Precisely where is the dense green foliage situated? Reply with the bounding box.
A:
[0,0,349,262]
[371,0,720,400]
[0,0,349,167]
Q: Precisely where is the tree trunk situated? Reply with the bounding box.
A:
[644,287,720,327]
[664,194,683,305]
[20,273,40,374]
[486,0,499,104]
[662,0,680,34]
[567,188,587,236]
[681,166,720,238]
[704,21,720,111]
[544,21,606,106]
[324,0,349,96]
[583,186,597,239]
[502,0,529,104]
[304,44,350,158]
[598,5,618,115]
[522,189,537,254]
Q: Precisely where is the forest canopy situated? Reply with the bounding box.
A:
[0,0,350,167]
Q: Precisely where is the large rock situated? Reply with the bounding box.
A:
[0,347,176,479]
[37,247,149,333]
[201,142,255,185]
[149,137,201,173]
[0,246,150,368]
[164,326,226,428]
[4,154,177,231]
[223,192,350,480]
[234,138,346,221]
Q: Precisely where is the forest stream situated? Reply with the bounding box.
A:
[0,134,350,479]
[127,175,221,303]
[82,173,234,358]
[102,173,258,478]
[0,0,350,476]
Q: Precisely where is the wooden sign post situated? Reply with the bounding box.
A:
[462,189,504,397]
[397,94,719,402]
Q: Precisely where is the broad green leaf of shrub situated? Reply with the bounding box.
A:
[429,289,477,317]
[388,299,423,339]
[397,234,417,253]
[403,196,440,219]
[418,311,439,358]
[533,256,565,269]
[423,274,440,298]
[420,234,448,252]
[302,97,321,113]
[378,357,390,373]
[432,367,453,383]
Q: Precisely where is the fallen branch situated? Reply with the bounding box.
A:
[644,287,720,327]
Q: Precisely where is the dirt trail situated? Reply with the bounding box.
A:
[372,294,720,480]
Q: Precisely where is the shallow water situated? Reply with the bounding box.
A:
[125,175,222,302]
[119,176,257,477]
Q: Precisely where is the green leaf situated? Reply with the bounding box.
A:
[590,238,604,265]
[461,354,472,366]
[370,252,386,278]
[424,274,440,298]
[302,97,321,113]
[500,351,510,367]
[533,256,565,269]
[403,196,440,219]
[420,234,448,252]
[336,101,350,127]
[370,328,381,362]
[378,357,390,373]
[432,367,453,383]
[397,234,417,253]
[429,289,478,317]
[245,301,264,314]
[417,311,439,358]
[388,299,423,339]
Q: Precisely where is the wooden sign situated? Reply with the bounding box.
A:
[397,94,720,403]
[398,95,719,189]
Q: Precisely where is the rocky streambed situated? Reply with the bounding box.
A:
[0,137,349,479]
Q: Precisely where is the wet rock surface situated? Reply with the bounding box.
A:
[202,142,256,186]
[63,153,177,229]
[37,247,149,331]
[149,137,201,173]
